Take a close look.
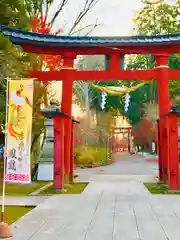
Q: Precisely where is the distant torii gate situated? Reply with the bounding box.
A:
[111,127,132,153]
[1,25,180,189]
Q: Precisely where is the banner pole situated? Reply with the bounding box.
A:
[0,78,11,239]
[1,78,9,223]
[1,156,6,223]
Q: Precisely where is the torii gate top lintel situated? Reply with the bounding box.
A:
[2,25,180,82]
[1,25,180,55]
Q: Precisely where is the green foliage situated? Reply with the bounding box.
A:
[75,56,124,113]
[0,0,29,28]
[1,206,33,224]
[132,0,180,106]
[144,182,170,194]
[121,0,180,125]
[120,80,158,124]
[0,79,6,130]
[126,54,155,70]
[92,80,124,112]
[0,181,49,196]
[0,0,37,131]
[133,1,180,35]
[0,0,32,80]
[144,182,180,194]
[74,146,110,167]
[169,54,180,103]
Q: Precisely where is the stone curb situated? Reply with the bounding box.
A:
[29,182,53,196]
[0,236,12,239]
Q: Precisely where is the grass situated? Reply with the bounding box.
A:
[144,182,180,194]
[1,206,34,225]
[39,182,88,195]
[0,181,51,196]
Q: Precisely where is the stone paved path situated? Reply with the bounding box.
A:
[11,153,180,240]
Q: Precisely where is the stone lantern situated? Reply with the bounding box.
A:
[40,99,71,190]
[40,99,57,166]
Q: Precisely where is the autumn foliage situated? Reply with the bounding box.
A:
[132,119,157,150]
[31,16,63,70]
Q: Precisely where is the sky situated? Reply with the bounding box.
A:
[83,0,143,36]
[51,0,143,36]
[51,0,177,37]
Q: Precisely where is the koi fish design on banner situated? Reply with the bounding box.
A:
[6,79,34,183]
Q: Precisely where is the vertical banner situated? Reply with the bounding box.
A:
[6,79,34,184]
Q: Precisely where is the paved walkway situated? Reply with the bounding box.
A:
[11,153,180,240]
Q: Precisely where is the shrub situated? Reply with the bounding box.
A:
[74,146,111,167]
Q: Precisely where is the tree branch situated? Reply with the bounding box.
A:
[71,19,101,35]
[68,0,100,35]
[70,24,95,35]
[84,19,101,36]
[49,0,68,28]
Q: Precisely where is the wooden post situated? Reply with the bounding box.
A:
[110,54,120,70]
[69,121,75,184]
[61,56,75,181]
[156,55,170,183]
[157,120,163,181]
[53,115,65,190]
[168,113,179,190]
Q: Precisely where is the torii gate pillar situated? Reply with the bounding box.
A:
[168,113,179,190]
[61,55,75,181]
[156,55,170,183]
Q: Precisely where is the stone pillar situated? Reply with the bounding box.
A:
[43,118,54,163]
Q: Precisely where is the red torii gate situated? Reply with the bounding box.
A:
[1,25,180,189]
